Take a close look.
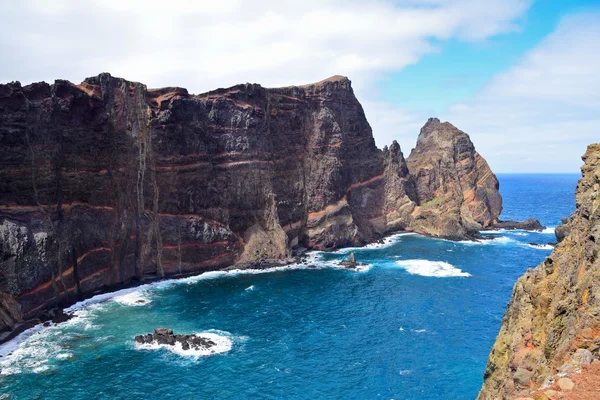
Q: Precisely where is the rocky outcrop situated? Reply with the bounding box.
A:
[555,217,571,243]
[135,328,218,352]
[491,218,545,231]
[0,73,502,334]
[406,118,502,240]
[478,144,600,400]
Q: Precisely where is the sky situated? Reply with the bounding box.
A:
[0,0,598,172]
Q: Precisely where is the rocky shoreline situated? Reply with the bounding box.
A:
[0,224,547,346]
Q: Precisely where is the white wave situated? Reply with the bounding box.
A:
[245,285,255,291]
[332,232,417,254]
[524,243,555,250]
[399,370,411,375]
[113,291,152,306]
[56,352,75,360]
[135,331,233,358]
[0,325,64,375]
[541,227,556,234]
[353,263,373,272]
[458,236,516,246]
[514,232,527,236]
[0,323,46,358]
[396,259,471,278]
[64,286,146,313]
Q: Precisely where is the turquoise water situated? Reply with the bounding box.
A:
[0,174,580,399]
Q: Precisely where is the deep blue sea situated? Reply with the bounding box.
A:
[0,174,580,400]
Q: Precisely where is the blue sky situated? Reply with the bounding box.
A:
[380,1,599,113]
[1,0,599,172]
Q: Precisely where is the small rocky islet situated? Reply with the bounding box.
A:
[134,328,217,352]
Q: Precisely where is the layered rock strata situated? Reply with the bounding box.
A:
[0,73,502,333]
[478,144,600,399]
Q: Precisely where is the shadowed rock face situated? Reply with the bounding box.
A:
[478,144,600,400]
[0,73,501,332]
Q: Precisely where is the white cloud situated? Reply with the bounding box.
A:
[3,0,557,170]
[0,0,529,92]
[440,11,600,172]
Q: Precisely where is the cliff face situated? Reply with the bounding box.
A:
[407,118,502,239]
[0,73,501,333]
[478,144,600,400]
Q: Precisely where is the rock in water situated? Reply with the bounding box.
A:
[490,218,545,231]
[478,144,600,400]
[0,74,503,334]
[339,252,358,268]
[135,328,217,352]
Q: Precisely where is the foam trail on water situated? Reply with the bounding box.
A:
[396,260,471,278]
[457,236,516,246]
[524,243,555,250]
[65,286,147,313]
[332,232,416,254]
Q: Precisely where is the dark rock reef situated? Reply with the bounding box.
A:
[478,144,600,399]
[0,73,503,335]
[135,328,217,352]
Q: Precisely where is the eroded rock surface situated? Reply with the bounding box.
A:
[0,74,502,334]
[478,144,600,400]
[406,118,502,240]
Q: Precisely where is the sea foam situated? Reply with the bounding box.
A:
[333,232,416,254]
[524,243,555,250]
[396,259,471,278]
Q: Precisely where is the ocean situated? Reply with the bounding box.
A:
[0,173,580,399]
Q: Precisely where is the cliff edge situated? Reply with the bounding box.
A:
[478,144,600,399]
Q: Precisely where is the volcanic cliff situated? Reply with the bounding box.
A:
[0,73,501,334]
[478,144,600,399]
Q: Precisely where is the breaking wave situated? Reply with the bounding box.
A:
[395,260,471,278]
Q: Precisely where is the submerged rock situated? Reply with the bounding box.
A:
[135,328,217,351]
